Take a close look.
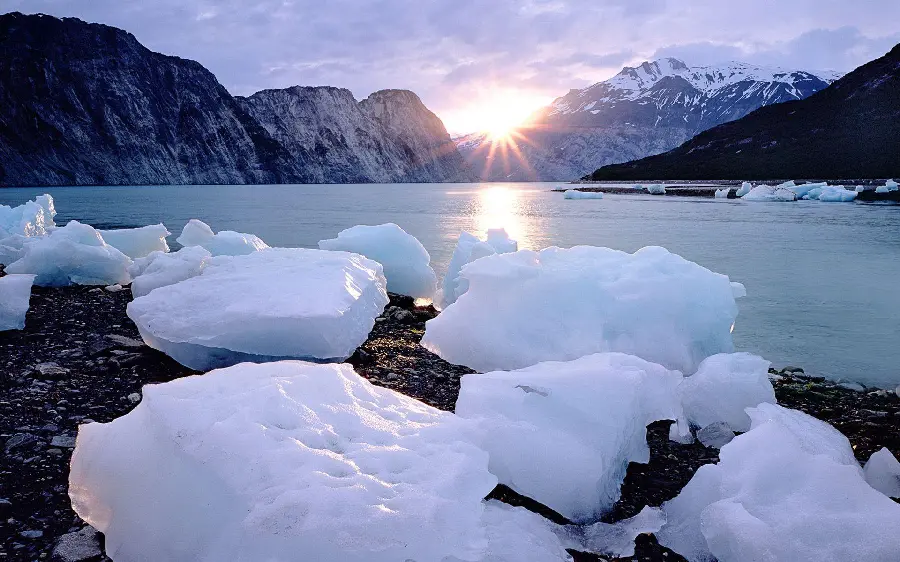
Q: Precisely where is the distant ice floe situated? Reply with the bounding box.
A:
[439,228,518,309]
[0,274,35,331]
[658,404,900,562]
[563,189,604,199]
[423,245,742,374]
[126,248,388,370]
[735,182,753,197]
[98,224,170,259]
[714,188,730,198]
[318,223,437,299]
[176,218,269,256]
[737,180,859,202]
[741,184,797,202]
[645,184,667,195]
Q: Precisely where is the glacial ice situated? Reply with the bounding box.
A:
[740,184,797,201]
[876,185,889,193]
[678,353,775,432]
[318,223,437,298]
[128,246,212,298]
[69,361,498,562]
[455,353,685,522]
[714,188,729,198]
[0,274,35,331]
[6,221,132,287]
[577,506,666,558]
[98,224,170,259]
[735,182,752,197]
[886,179,899,191]
[0,194,56,239]
[563,190,604,199]
[646,184,666,195]
[658,404,900,562]
[423,245,741,374]
[864,447,900,498]
[463,501,572,562]
[176,219,269,256]
[126,248,388,370]
[439,229,518,308]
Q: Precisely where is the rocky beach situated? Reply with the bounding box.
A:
[2,275,898,562]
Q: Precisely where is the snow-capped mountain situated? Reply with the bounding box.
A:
[458,58,841,181]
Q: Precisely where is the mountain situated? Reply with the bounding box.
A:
[457,58,839,181]
[587,45,900,180]
[0,12,470,186]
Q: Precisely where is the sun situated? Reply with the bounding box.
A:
[442,89,552,139]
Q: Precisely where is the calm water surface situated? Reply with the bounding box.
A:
[2,183,899,387]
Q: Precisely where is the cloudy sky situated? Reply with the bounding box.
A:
[3,0,898,133]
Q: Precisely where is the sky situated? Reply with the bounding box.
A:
[3,0,899,134]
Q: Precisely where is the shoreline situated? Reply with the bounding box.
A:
[1,285,898,561]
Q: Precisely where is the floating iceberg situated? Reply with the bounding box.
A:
[735,182,752,197]
[439,229,518,308]
[0,274,35,331]
[455,353,685,522]
[658,404,900,562]
[0,194,56,238]
[876,185,890,193]
[127,248,388,370]
[646,184,666,195]
[864,447,900,498]
[678,353,775,432]
[128,246,212,298]
[740,184,797,201]
[784,181,826,199]
[69,361,498,562]
[98,224,170,259]
[563,190,604,199]
[714,188,729,198]
[814,186,858,202]
[176,219,268,256]
[318,223,437,298]
[886,179,899,191]
[423,245,741,374]
[6,221,132,287]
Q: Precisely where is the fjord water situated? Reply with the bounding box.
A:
[2,183,898,387]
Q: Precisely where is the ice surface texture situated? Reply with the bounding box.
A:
[127,248,388,370]
[456,353,685,522]
[424,245,741,374]
[176,219,269,256]
[128,246,212,298]
[319,223,437,298]
[0,274,35,330]
[563,190,604,199]
[658,403,900,562]
[0,194,57,265]
[98,224,171,259]
[6,221,132,287]
[69,361,500,562]
[439,229,518,308]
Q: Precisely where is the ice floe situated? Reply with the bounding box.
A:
[423,245,741,374]
[439,229,518,308]
[714,188,729,198]
[0,194,56,239]
[563,190,604,199]
[128,246,212,298]
[6,221,132,287]
[740,184,797,202]
[126,248,388,370]
[645,184,666,195]
[98,224,170,259]
[864,447,900,498]
[319,223,437,298]
[0,274,35,331]
[176,219,268,256]
[69,361,498,562]
[455,353,685,522]
[735,182,752,197]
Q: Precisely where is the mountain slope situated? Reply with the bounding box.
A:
[458,58,838,181]
[0,12,469,186]
[587,44,900,180]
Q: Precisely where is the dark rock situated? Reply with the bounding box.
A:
[4,432,37,453]
[52,526,102,562]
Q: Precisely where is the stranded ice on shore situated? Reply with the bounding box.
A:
[563,189,604,199]
[98,224,170,259]
[176,218,269,256]
[0,274,35,331]
[439,228,518,308]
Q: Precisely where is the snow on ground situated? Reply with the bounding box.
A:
[318,223,437,299]
[563,190,604,199]
[69,361,501,562]
[0,274,35,331]
[176,219,269,256]
[128,246,212,298]
[98,224,170,259]
[126,248,388,370]
[455,353,685,522]
[439,229,518,308]
[6,221,132,287]
[864,448,900,498]
[423,245,741,374]
[678,353,776,433]
[658,403,900,562]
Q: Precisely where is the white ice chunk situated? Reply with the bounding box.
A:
[741,184,797,201]
[455,353,685,522]
[864,447,900,498]
[0,274,35,331]
[439,229,518,308]
[456,501,572,562]
[714,188,729,198]
[128,246,212,298]
[658,404,900,562]
[98,224,170,259]
[679,353,775,432]
[729,282,746,298]
[6,221,132,287]
[735,182,752,197]
[876,185,889,193]
[176,219,268,256]
[69,361,497,562]
[563,190,604,199]
[0,194,56,239]
[785,181,827,199]
[0,234,27,266]
[802,185,858,202]
[423,245,740,374]
[886,179,899,191]
[646,184,666,195]
[126,248,388,370]
[856,185,866,192]
[319,223,437,298]
[577,506,666,558]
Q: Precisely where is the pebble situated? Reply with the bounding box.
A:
[4,432,37,453]
[104,284,124,292]
[50,435,77,449]
[127,392,141,403]
[35,362,70,379]
[52,526,102,562]
[697,422,736,449]
[20,530,44,539]
[106,334,144,348]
